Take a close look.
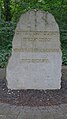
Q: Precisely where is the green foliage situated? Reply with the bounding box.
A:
[0,0,67,67]
[0,21,16,67]
[60,30,67,65]
[3,0,12,21]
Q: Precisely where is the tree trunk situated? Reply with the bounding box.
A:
[3,0,12,21]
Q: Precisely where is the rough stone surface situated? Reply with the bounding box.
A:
[0,66,67,80]
[6,10,62,90]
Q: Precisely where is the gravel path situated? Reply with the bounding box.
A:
[0,79,67,106]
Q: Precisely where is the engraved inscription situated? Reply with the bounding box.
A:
[23,37,51,42]
[19,31,59,42]
[16,31,59,41]
[14,48,60,52]
[16,31,59,35]
[14,31,59,50]
[21,58,48,63]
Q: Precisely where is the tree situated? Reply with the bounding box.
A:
[3,0,12,21]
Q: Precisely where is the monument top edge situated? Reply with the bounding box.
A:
[22,9,49,14]
[27,9,48,12]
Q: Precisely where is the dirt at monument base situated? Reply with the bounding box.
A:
[0,79,67,106]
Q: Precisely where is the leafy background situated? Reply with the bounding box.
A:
[0,0,67,67]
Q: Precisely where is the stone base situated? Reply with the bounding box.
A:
[6,52,62,90]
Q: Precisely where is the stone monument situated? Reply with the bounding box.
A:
[6,10,62,90]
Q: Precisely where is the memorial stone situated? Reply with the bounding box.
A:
[6,10,62,89]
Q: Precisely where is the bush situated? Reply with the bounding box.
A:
[0,21,16,67]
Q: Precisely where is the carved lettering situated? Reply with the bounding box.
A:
[21,58,48,63]
[14,48,60,52]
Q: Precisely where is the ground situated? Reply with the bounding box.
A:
[0,79,67,106]
[0,76,67,119]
